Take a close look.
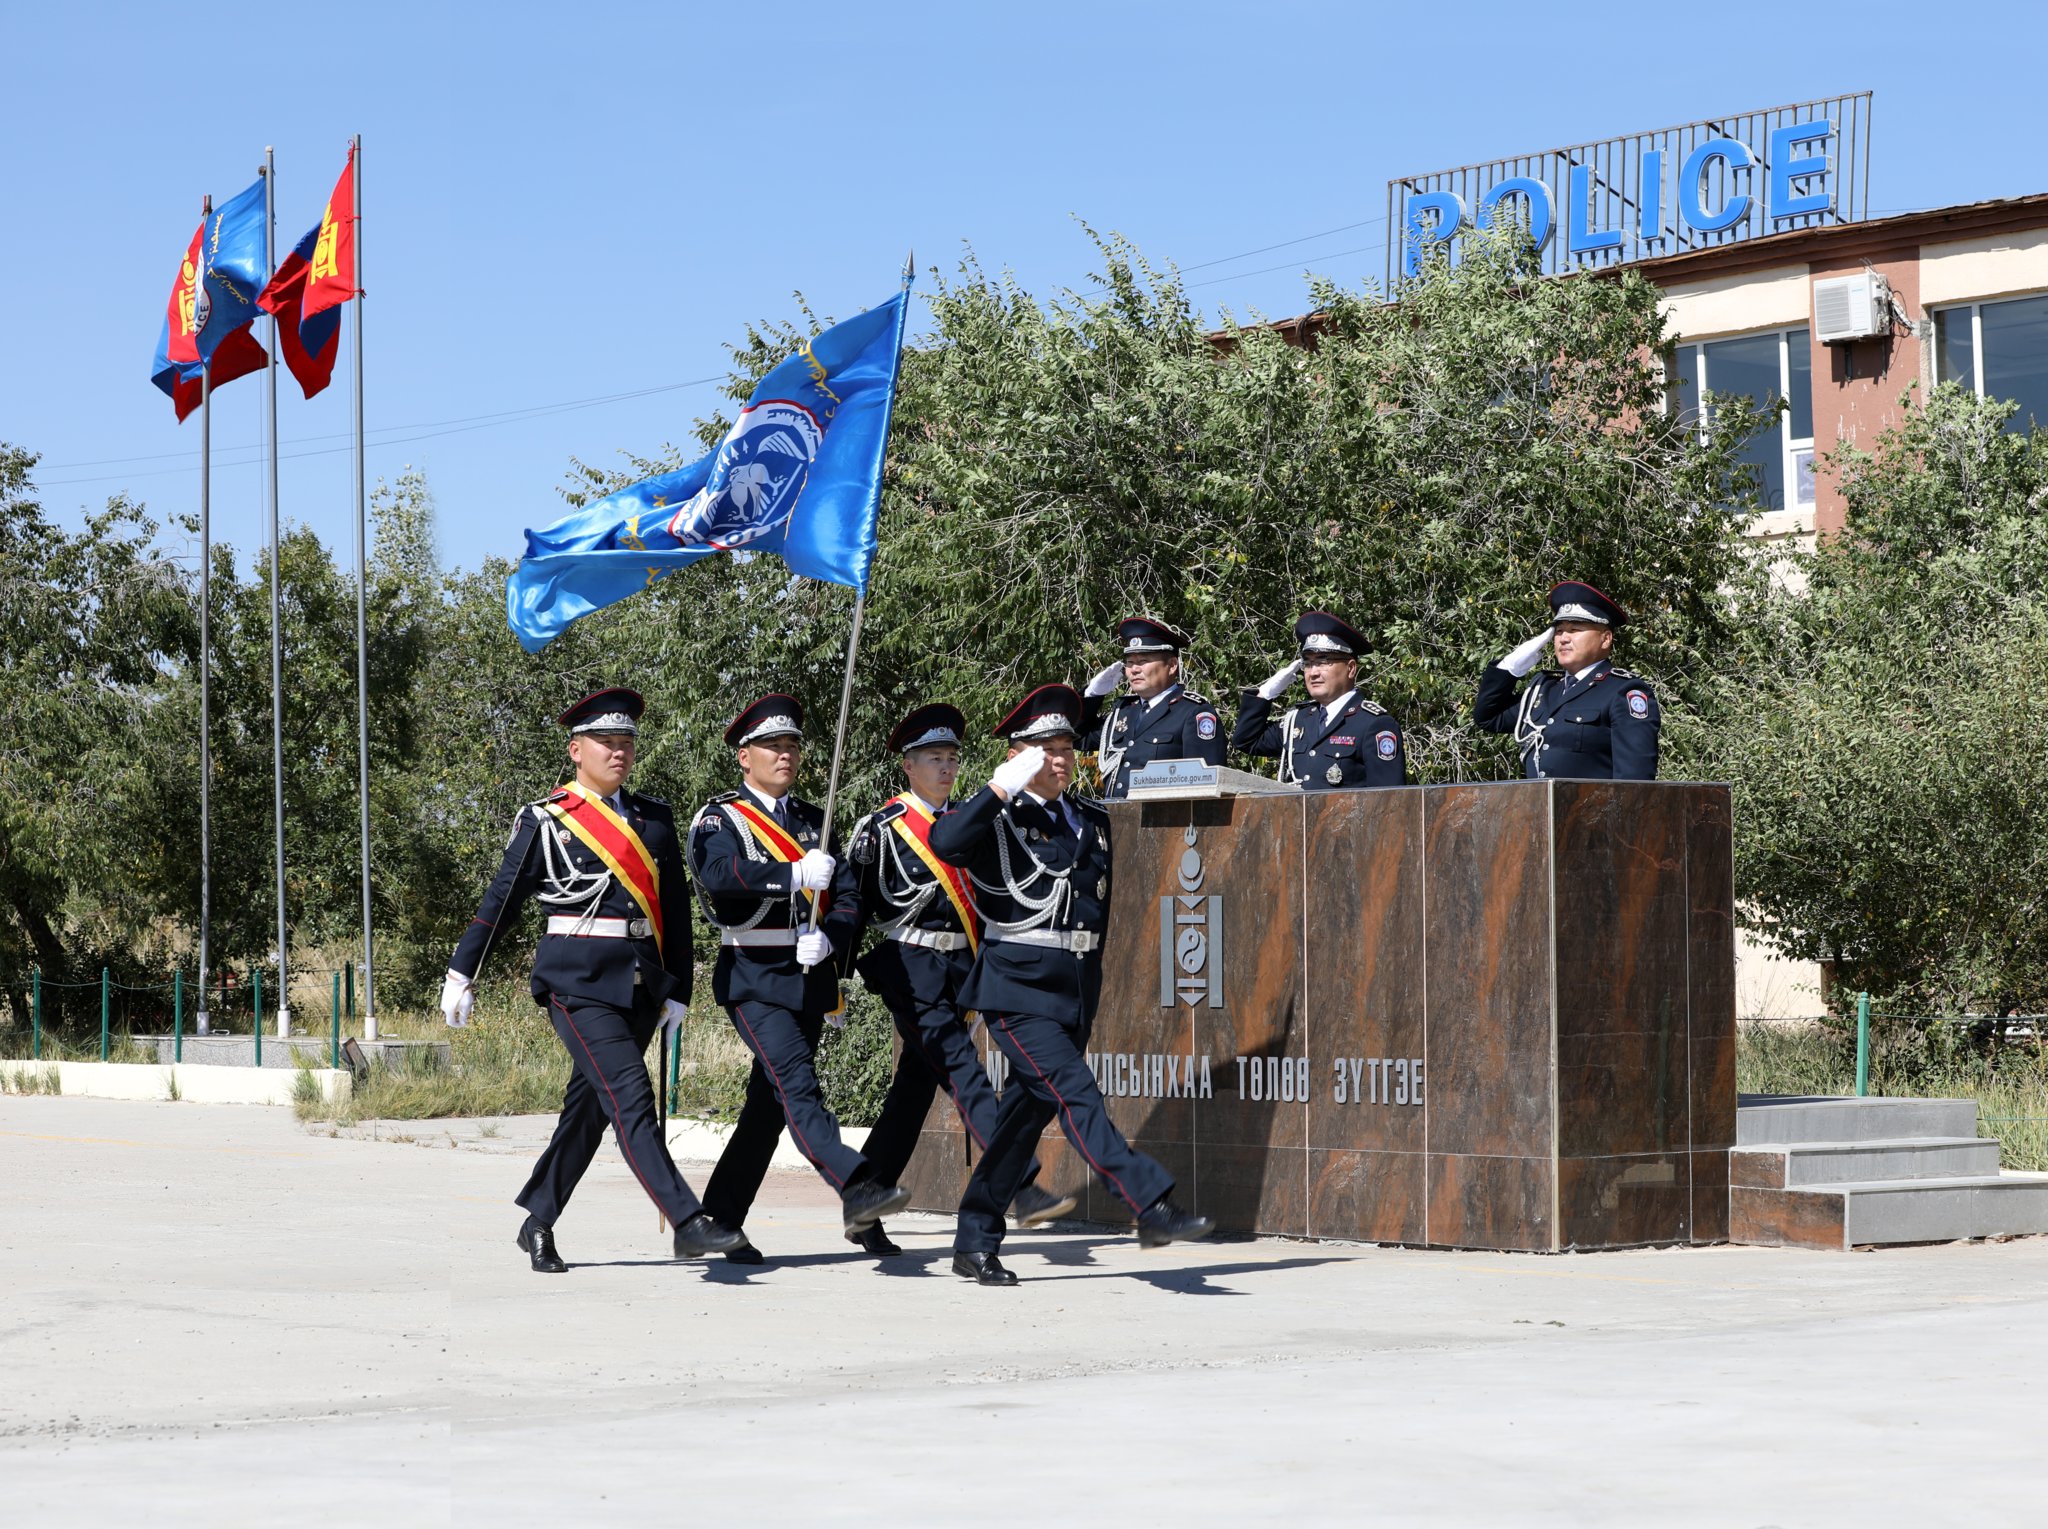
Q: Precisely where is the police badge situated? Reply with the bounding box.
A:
[1097,876,1108,899]
[1326,763,1344,785]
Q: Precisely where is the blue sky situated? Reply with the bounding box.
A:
[7,0,2044,572]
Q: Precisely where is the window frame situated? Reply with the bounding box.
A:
[1931,289,2048,428]
[1670,325,1816,515]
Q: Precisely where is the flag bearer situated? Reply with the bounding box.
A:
[842,703,1077,1257]
[441,688,744,1273]
[1077,617,1225,799]
[1232,612,1407,789]
[1473,580,1661,780]
[690,694,911,1262]
[931,684,1213,1286]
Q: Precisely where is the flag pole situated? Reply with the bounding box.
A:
[348,134,378,1043]
[195,194,215,1039]
[261,148,291,1038]
[804,252,914,954]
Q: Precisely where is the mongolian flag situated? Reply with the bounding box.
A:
[257,224,342,400]
[150,219,267,422]
[301,149,357,319]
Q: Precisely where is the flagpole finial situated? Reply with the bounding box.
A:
[901,250,914,291]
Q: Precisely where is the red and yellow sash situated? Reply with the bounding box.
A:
[725,798,827,916]
[889,794,979,954]
[545,784,663,957]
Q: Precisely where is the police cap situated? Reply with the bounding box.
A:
[993,683,1084,743]
[1548,581,1628,628]
[889,702,967,754]
[725,693,806,748]
[558,687,644,736]
[1294,611,1366,658]
[1116,616,1190,656]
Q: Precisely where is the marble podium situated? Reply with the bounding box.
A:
[899,781,1735,1252]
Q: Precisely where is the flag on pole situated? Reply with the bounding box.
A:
[195,178,270,365]
[257,224,343,400]
[150,218,266,421]
[301,149,358,318]
[505,287,911,653]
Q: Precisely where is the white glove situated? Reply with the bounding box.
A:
[439,969,474,1029]
[1255,659,1302,700]
[990,745,1047,799]
[658,999,687,1037]
[792,849,836,891]
[796,929,833,968]
[1500,626,1554,678]
[1083,659,1124,699]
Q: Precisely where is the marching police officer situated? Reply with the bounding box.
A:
[1078,617,1225,799]
[689,693,911,1263]
[442,688,744,1272]
[931,683,1213,1286]
[1473,581,1661,780]
[843,703,1077,1257]
[1232,612,1407,789]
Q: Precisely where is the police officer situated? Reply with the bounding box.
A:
[442,688,743,1273]
[1078,617,1225,799]
[1232,612,1406,789]
[843,703,1077,1257]
[1474,581,1661,780]
[930,684,1213,1286]
[690,693,911,1263]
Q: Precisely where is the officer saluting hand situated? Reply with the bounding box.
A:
[1078,617,1224,799]
[1232,611,1406,789]
[1473,581,1661,780]
[930,684,1213,1286]
[443,688,743,1273]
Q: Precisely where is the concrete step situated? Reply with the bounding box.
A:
[1733,1137,2004,1189]
[1736,1094,1978,1146]
[1732,1172,2048,1251]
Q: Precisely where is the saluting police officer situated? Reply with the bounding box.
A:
[930,684,1213,1286]
[1232,612,1407,789]
[443,688,744,1273]
[1078,617,1225,799]
[690,694,911,1263]
[842,703,1077,1257]
[1473,581,1661,780]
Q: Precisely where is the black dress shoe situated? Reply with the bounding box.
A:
[1008,1183,1079,1227]
[951,1251,1018,1286]
[845,1223,902,1257]
[516,1215,567,1274]
[673,1212,746,1258]
[1136,1197,1215,1249]
[722,1237,765,1265]
[840,1178,913,1232]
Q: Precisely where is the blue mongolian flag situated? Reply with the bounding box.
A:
[505,282,911,653]
[195,178,269,365]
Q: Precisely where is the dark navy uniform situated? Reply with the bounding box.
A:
[448,688,708,1242]
[1473,580,1661,781]
[1077,617,1225,799]
[930,684,1206,1277]
[689,695,882,1238]
[1232,611,1406,789]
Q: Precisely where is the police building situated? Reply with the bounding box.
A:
[1384,93,2047,1016]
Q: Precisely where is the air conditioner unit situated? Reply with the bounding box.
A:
[1813,273,1891,344]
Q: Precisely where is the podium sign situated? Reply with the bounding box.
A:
[901,780,1735,1251]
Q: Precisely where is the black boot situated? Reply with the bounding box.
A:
[673,1212,746,1258]
[952,1251,1018,1286]
[1135,1197,1214,1249]
[845,1223,902,1257]
[840,1178,913,1233]
[722,1238,765,1265]
[516,1214,566,1274]
[1008,1183,1079,1227]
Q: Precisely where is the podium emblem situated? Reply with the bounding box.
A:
[1159,823,1223,1009]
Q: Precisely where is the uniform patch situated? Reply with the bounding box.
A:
[1375,730,1397,760]
[1195,711,1218,740]
[1626,689,1650,718]
[1326,763,1344,784]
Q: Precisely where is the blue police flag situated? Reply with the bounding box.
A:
[196,177,269,365]
[506,286,911,653]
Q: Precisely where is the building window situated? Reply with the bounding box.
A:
[1933,293,2048,432]
[1670,326,1815,513]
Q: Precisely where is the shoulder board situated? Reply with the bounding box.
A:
[873,800,910,826]
[706,790,741,806]
[1178,690,1212,708]
[534,787,572,807]
[1070,794,1110,819]
[689,793,741,834]
[1354,698,1387,715]
[629,790,669,810]
[1606,668,1643,683]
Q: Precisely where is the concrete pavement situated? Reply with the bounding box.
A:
[2,1095,2043,1526]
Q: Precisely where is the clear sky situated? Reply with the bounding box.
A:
[6,0,2044,573]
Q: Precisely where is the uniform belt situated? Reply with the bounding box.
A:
[985,929,1102,953]
[719,928,798,948]
[545,915,653,939]
[888,928,971,952]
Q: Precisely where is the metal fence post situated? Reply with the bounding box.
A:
[254,969,264,1068]
[174,969,184,1064]
[331,970,341,1069]
[100,967,110,1061]
[31,968,40,1060]
[1855,991,1871,1097]
[345,960,355,1024]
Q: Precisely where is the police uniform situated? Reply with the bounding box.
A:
[448,687,738,1271]
[1473,581,1662,780]
[1232,611,1407,789]
[690,693,908,1255]
[845,704,1072,1256]
[929,684,1212,1286]
[1078,617,1225,799]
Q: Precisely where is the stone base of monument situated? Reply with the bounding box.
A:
[903,780,1736,1252]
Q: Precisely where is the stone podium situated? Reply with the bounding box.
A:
[900,780,1735,1251]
